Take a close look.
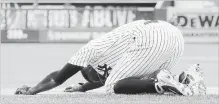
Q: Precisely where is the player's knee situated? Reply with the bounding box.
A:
[114,78,131,93]
[113,80,125,93]
[114,77,140,94]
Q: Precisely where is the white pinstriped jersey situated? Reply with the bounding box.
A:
[68,20,144,68]
[68,20,184,93]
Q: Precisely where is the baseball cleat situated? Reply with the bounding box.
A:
[179,64,203,85]
[155,69,193,96]
[178,64,206,95]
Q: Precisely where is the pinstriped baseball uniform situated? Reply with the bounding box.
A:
[68,20,184,93]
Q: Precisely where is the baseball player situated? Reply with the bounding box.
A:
[15,20,206,95]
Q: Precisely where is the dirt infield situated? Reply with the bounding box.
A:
[1,93,218,104]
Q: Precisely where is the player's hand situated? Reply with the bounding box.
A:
[64,83,84,92]
[15,85,32,95]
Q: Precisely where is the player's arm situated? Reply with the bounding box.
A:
[80,81,104,91]
[65,81,104,92]
[65,65,105,92]
[17,63,83,95]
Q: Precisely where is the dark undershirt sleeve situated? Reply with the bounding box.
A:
[54,63,84,84]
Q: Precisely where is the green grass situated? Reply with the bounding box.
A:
[1,93,218,104]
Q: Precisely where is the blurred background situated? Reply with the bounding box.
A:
[0,0,218,94]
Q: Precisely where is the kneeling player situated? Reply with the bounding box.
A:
[15,20,205,95]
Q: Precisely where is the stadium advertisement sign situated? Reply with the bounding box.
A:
[0,3,154,43]
[39,29,93,43]
[0,3,155,29]
[166,7,219,36]
[1,29,39,43]
[166,7,219,43]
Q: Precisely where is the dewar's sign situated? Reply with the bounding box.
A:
[167,7,219,36]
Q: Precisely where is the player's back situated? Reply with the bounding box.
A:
[89,20,148,48]
[89,20,152,72]
[94,20,147,40]
[97,20,174,41]
[87,20,146,55]
[69,20,180,68]
[90,19,183,75]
